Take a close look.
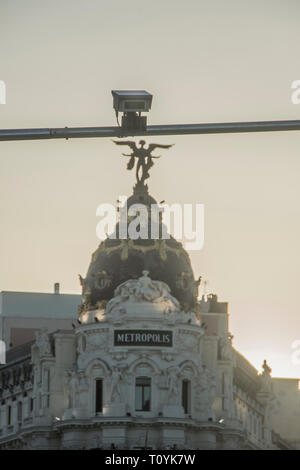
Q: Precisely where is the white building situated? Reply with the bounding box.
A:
[0,180,298,450]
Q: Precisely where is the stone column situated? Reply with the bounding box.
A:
[23,397,29,420]
[0,404,6,434]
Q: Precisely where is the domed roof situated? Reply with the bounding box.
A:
[79,183,201,313]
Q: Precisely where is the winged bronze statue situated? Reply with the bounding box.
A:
[113,140,173,184]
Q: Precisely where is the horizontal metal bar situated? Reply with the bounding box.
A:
[0,120,300,141]
[147,120,300,135]
[0,126,120,141]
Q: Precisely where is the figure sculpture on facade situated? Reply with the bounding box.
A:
[167,366,181,404]
[64,370,79,410]
[77,333,86,355]
[109,366,122,402]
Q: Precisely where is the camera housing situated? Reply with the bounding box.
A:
[111,90,153,113]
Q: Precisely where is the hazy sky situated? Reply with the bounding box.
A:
[1,0,300,377]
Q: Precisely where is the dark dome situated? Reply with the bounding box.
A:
[79,183,200,312]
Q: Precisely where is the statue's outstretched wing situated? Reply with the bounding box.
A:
[147,143,174,153]
[112,140,137,151]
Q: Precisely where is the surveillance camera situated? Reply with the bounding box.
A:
[111,90,153,113]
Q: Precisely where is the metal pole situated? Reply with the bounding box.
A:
[1,120,300,141]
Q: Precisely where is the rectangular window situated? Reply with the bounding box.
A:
[182,380,190,414]
[7,406,11,425]
[135,377,151,411]
[95,379,103,413]
[30,398,34,413]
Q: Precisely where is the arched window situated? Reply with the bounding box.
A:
[135,377,151,411]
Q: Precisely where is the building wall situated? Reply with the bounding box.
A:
[272,378,300,448]
[0,291,80,348]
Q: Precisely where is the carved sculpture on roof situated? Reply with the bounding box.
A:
[259,359,273,393]
[219,333,234,361]
[106,271,180,313]
[113,140,173,184]
[34,327,51,357]
[176,272,201,297]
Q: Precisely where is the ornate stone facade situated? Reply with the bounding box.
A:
[0,275,294,449]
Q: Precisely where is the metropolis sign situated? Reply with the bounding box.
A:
[114,329,173,347]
